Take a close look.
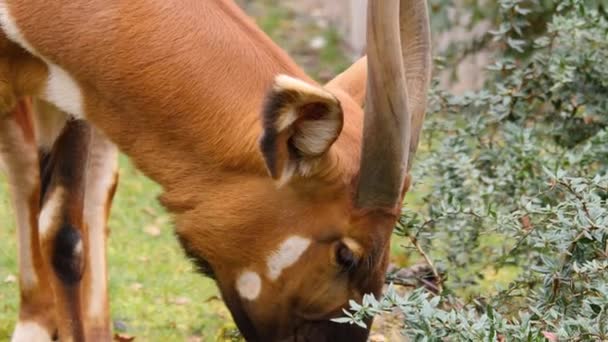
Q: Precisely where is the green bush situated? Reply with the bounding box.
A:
[338,0,608,340]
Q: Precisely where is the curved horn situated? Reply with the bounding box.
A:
[355,0,431,210]
[401,0,432,170]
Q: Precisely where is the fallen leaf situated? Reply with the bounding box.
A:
[542,331,558,342]
[170,296,191,305]
[583,115,598,124]
[369,334,386,342]
[4,274,16,283]
[130,283,143,291]
[143,225,161,237]
[113,333,135,342]
[137,256,149,263]
[520,215,533,231]
[142,207,156,216]
[154,216,169,225]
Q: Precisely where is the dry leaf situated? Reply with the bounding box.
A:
[137,256,149,263]
[4,274,16,283]
[130,283,143,291]
[113,333,135,342]
[369,334,386,342]
[170,296,191,305]
[142,207,156,216]
[143,225,161,237]
[543,332,558,342]
[520,215,533,231]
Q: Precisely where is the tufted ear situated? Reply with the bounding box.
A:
[259,75,343,185]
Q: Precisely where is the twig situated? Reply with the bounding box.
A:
[385,263,442,294]
[409,235,444,294]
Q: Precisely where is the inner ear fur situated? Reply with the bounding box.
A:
[260,74,344,185]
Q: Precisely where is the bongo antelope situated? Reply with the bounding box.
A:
[0,0,431,340]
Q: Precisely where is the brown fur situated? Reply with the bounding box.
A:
[39,119,93,341]
[0,1,424,341]
[0,99,56,336]
[1,91,116,339]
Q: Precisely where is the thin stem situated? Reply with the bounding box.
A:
[409,235,443,294]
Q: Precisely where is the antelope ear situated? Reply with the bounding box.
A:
[260,75,343,185]
[325,56,368,107]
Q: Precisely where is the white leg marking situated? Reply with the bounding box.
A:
[43,64,85,118]
[11,321,52,342]
[38,187,64,238]
[267,236,311,281]
[0,120,39,290]
[236,271,262,301]
[83,131,118,318]
[0,3,86,119]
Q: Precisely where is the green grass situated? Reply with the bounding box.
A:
[0,155,238,341]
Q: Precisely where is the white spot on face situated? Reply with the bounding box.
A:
[267,236,311,280]
[11,321,52,342]
[236,271,262,301]
[39,187,64,237]
[0,2,85,119]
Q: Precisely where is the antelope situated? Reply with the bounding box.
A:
[0,0,431,341]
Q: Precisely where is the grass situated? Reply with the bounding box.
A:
[1,155,240,341]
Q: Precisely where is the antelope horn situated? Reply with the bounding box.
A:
[355,0,431,211]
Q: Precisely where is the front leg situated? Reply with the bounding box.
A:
[38,113,118,341]
[37,119,89,341]
[81,125,118,340]
[0,98,56,342]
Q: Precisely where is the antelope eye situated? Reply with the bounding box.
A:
[335,242,357,270]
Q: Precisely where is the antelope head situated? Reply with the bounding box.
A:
[174,1,431,340]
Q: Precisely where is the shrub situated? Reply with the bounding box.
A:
[338,0,608,340]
